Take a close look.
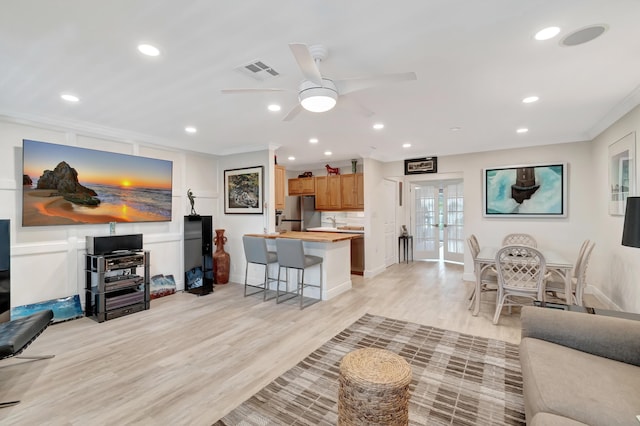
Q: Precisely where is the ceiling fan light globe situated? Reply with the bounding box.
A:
[298,80,338,113]
[300,94,337,112]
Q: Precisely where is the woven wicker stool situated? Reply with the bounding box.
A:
[338,347,412,425]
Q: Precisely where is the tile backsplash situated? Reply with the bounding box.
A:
[320,211,365,228]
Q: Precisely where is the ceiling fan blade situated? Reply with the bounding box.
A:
[282,104,304,122]
[221,88,285,94]
[340,94,375,118]
[289,43,323,86]
[334,72,417,95]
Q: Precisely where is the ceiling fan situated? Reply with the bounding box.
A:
[221,43,417,121]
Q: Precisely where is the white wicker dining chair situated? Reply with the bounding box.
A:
[545,240,595,306]
[502,233,537,247]
[493,245,546,325]
[466,235,498,310]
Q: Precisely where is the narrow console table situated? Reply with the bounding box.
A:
[398,235,413,264]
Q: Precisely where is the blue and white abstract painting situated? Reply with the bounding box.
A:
[485,164,566,217]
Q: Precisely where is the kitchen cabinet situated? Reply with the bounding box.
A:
[288,177,315,195]
[315,175,342,210]
[350,235,365,275]
[340,173,364,210]
[275,165,286,210]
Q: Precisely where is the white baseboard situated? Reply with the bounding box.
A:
[462,272,475,282]
[364,264,386,278]
[325,279,352,300]
[584,285,622,310]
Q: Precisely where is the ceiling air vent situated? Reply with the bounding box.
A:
[235,60,280,81]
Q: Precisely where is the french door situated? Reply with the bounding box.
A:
[383,179,397,267]
[411,180,464,262]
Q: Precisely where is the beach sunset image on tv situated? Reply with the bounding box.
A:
[22,139,173,226]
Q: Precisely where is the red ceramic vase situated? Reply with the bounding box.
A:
[213,229,230,284]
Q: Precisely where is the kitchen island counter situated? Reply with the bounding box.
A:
[244,232,355,300]
[245,231,361,243]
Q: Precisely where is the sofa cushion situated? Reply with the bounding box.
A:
[520,337,640,426]
[530,412,588,426]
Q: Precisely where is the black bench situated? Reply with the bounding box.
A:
[0,309,54,408]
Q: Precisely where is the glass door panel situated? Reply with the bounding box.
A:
[412,183,439,259]
[443,181,464,262]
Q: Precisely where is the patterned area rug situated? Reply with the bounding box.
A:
[214,314,525,425]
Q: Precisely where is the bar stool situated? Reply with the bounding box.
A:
[275,238,323,309]
[242,236,279,301]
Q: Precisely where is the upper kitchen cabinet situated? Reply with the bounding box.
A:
[275,165,286,210]
[288,177,315,196]
[315,175,342,210]
[341,173,364,210]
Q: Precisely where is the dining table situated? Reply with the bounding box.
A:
[472,246,573,316]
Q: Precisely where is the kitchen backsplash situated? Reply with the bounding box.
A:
[320,211,365,228]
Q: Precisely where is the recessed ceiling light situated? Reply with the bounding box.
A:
[522,96,539,104]
[449,126,461,132]
[185,126,197,134]
[267,104,281,112]
[60,93,79,102]
[517,128,529,134]
[324,151,332,156]
[534,27,561,41]
[402,143,411,148]
[373,123,384,130]
[137,44,160,56]
[288,156,295,161]
[309,138,319,144]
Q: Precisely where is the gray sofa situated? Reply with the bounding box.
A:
[519,306,640,426]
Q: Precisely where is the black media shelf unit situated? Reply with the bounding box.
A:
[85,249,150,322]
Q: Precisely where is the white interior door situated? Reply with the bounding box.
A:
[443,181,464,262]
[383,179,397,267]
[412,182,439,259]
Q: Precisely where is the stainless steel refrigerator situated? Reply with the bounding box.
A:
[278,195,321,232]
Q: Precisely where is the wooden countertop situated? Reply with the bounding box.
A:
[244,231,362,243]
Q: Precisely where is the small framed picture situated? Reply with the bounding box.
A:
[224,166,263,214]
[404,157,438,175]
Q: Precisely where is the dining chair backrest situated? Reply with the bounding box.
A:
[576,241,595,283]
[495,245,546,293]
[573,239,591,277]
[502,233,537,247]
[468,234,480,258]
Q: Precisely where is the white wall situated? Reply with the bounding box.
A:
[590,104,640,313]
[1,117,219,307]
[362,158,386,277]
[379,140,611,300]
[216,149,273,285]
[4,104,640,313]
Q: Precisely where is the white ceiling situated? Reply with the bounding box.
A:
[2,1,640,170]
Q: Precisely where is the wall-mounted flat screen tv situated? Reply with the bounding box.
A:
[22,139,173,227]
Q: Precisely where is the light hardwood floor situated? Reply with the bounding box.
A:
[0,260,603,425]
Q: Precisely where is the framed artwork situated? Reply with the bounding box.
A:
[22,139,173,226]
[483,163,567,218]
[224,166,263,214]
[404,157,437,175]
[608,132,636,216]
